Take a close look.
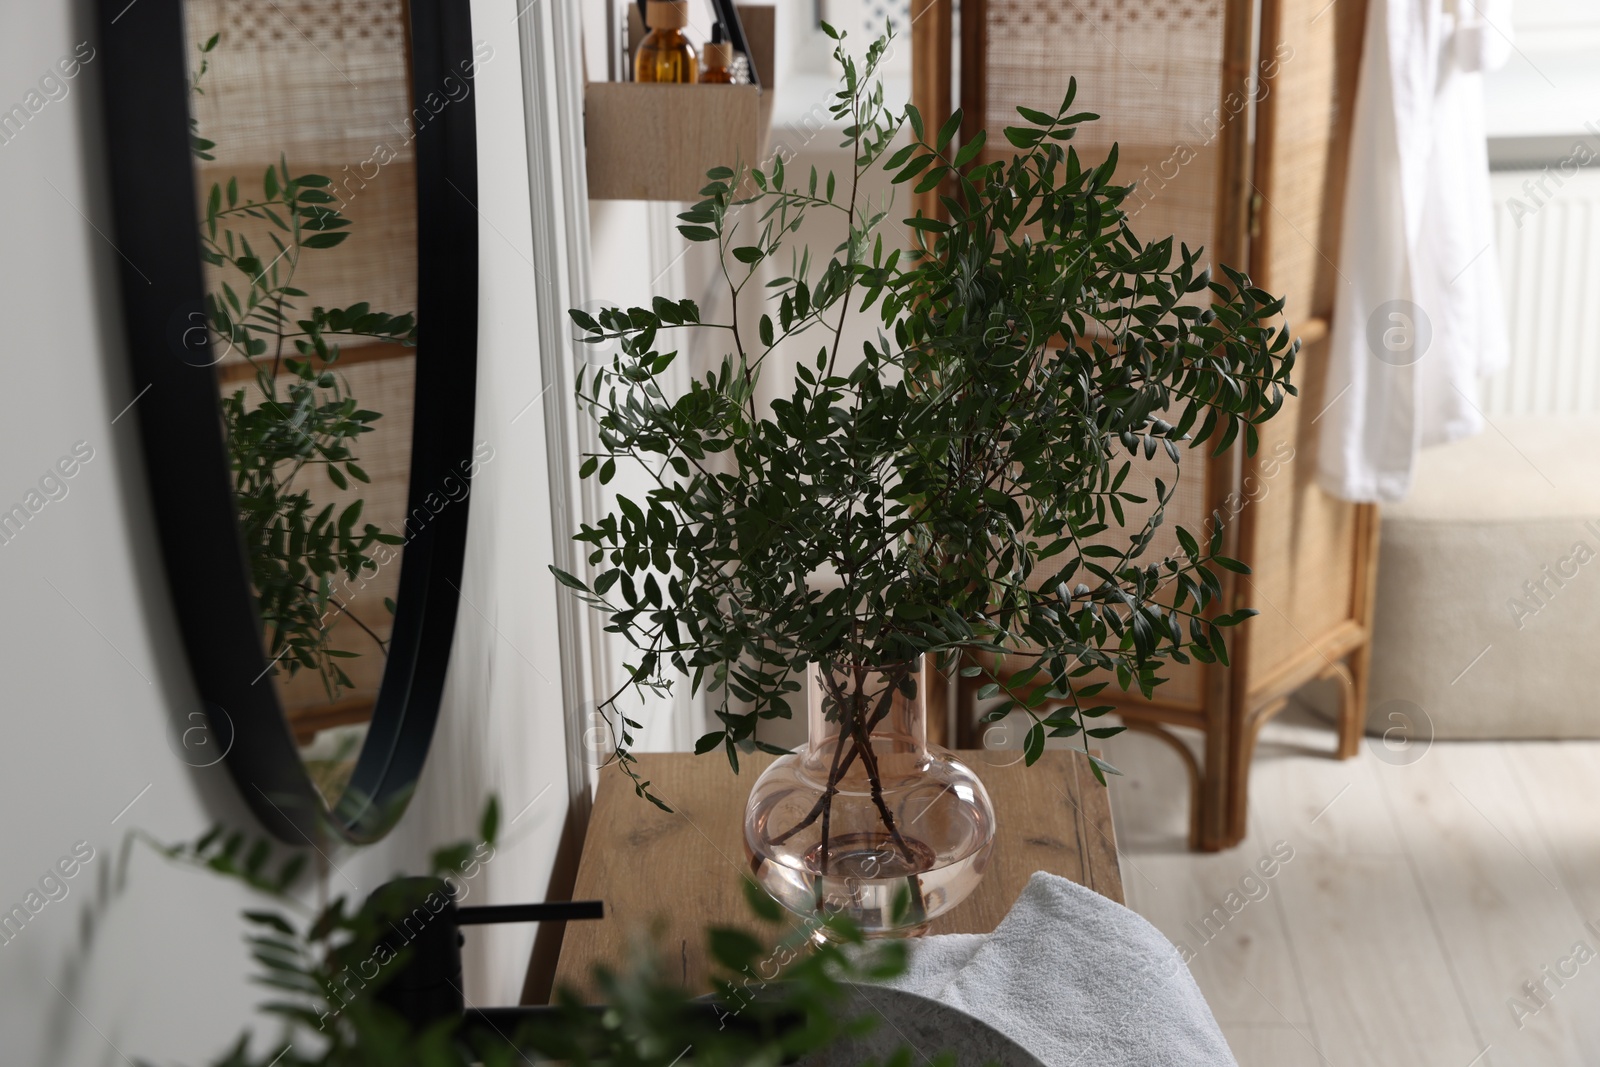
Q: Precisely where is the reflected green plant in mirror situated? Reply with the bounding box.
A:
[191,33,415,700]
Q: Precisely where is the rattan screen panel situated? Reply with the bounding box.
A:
[1239,335,1356,691]
[1241,0,1367,690]
[978,0,1227,276]
[970,0,1232,713]
[185,0,418,322]
[1253,0,1364,322]
[186,0,410,162]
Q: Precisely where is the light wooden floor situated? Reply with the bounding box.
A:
[1098,705,1600,1067]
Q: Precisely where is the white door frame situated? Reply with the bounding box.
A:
[514,0,605,825]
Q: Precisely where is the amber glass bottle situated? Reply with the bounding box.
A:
[701,23,735,84]
[635,1,698,84]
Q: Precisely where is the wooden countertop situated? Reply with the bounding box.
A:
[549,748,1124,997]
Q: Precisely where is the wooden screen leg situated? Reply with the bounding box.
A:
[1340,501,1382,760]
[1220,696,1289,848]
[1212,706,1246,852]
[1332,657,1364,759]
[1198,699,1233,852]
[1223,713,1252,850]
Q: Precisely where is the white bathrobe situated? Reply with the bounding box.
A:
[1317,0,1513,503]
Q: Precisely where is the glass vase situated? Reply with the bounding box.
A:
[743,656,996,937]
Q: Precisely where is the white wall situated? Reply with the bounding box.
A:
[355,0,574,1012]
[0,0,570,1062]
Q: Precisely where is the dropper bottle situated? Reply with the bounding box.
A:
[701,23,735,84]
[635,1,698,84]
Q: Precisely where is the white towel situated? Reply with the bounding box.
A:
[871,872,1237,1067]
[1317,0,1513,503]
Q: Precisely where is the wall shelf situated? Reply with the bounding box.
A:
[585,4,775,202]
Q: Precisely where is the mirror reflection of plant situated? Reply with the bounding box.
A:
[189,33,217,160]
[191,34,415,701]
[560,25,1297,814]
[139,800,924,1067]
[300,728,368,810]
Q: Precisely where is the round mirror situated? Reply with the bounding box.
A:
[96,0,480,842]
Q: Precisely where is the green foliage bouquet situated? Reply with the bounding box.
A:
[559,27,1297,805]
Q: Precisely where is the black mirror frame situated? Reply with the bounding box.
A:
[95,0,480,843]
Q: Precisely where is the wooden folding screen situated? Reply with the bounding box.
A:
[933,0,1376,849]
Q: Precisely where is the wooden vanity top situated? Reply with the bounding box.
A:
[548,748,1123,997]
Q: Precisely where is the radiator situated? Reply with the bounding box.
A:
[1485,167,1600,417]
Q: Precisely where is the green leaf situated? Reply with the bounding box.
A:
[1088,754,1123,784]
[479,796,500,845]
[550,567,588,592]
[913,165,949,194]
[1175,527,1200,559]
[1003,126,1044,149]
[1023,721,1045,765]
[708,927,763,970]
[274,853,307,891]
[905,103,925,142]
[303,231,349,249]
[1214,608,1259,626]
[953,128,987,167]
[243,911,295,935]
[884,142,918,170]
[936,107,964,150]
[891,153,935,185]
